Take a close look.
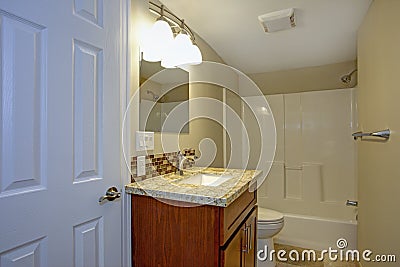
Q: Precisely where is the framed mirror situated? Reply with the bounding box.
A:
[139,60,189,133]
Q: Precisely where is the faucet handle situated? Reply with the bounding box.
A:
[346,200,358,207]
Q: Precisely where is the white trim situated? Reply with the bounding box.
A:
[222,88,227,167]
[241,102,247,167]
[120,0,131,266]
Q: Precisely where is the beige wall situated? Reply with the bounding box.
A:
[358,0,400,265]
[223,89,243,168]
[153,35,226,167]
[131,0,226,167]
[247,60,357,95]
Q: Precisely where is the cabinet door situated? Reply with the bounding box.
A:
[221,227,243,267]
[243,208,257,267]
[221,207,257,267]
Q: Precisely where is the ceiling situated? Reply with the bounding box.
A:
[159,0,372,74]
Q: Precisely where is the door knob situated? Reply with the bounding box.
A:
[99,187,121,203]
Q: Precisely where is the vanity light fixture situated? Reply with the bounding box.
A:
[142,4,174,62]
[142,2,202,68]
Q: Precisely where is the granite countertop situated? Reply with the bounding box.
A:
[125,167,262,207]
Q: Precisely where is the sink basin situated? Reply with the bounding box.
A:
[178,173,234,187]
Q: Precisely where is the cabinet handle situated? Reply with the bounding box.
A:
[242,226,249,253]
[242,224,252,254]
[248,223,252,251]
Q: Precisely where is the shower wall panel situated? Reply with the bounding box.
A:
[257,88,357,221]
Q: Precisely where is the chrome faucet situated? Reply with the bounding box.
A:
[176,151,196,175]
[346,200,358,207]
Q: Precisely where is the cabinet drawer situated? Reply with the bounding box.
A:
[219,190,256,246]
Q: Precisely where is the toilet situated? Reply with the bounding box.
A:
[257,208,284,267]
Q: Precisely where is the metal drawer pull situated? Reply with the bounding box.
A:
[242,226,249,253]
[241,224,252,254]
[352,129,390,140]
[248,223,252,251]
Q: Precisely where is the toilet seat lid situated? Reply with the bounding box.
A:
[258,208,284,222]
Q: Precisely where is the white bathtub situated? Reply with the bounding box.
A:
[275,213,357,251]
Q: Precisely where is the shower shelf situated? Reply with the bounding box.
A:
[352,129,390,140]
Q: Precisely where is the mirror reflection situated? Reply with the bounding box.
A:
[139,60,189,133]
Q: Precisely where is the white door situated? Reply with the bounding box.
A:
[0,0,124,266]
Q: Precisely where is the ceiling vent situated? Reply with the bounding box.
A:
[258,8,296,33]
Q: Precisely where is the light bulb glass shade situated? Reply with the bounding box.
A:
[174,32,193,48]
[141,30,158,61]
[160,53,177,68]
[187,44,202,65]
[174,33,195,66]
[161,32,191,68]
[142,19,173,62]
[152,19,173,42]
[160,32,203,68]
[142,47,162,62]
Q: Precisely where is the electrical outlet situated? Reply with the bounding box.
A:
[137,156,146,176]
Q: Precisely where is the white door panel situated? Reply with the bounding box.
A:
[0,0,123,266]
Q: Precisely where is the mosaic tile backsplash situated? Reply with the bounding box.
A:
[131,148,196,182]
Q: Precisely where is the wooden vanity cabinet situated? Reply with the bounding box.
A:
[131,190,257,267]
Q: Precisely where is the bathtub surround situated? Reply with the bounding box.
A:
[256,89,357,219]
[130,149,195,182]
[251,88,357,250]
